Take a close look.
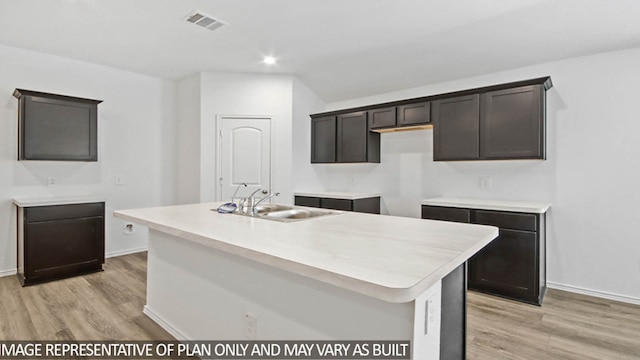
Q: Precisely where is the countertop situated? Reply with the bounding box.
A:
[294,191,381,200]
[421,197,550,214]
[114,202,497,303]
[13,195,105,207]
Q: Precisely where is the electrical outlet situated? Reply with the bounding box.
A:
[424,295,437,335]
[123,223,135,235]
[244,312,257,340]
[479,176,492,189]
[47,177,57,187]
[114,175,125,186]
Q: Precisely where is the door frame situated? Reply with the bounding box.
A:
[215,115,273,202]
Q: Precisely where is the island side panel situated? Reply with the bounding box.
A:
[144,229,417,343]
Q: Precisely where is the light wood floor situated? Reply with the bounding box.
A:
[0,252,173,341]
[1,253,639,359]
[467,290,640,359]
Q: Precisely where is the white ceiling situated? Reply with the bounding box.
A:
[1,0,640,102]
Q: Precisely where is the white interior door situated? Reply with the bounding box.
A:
[217,116,271,202]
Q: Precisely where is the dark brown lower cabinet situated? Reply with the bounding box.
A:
[294,196,380,214]
[17,202,105,286]
[440,262,466,360]
[422,205,546,305]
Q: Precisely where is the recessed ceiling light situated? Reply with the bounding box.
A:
[263,56,277,65]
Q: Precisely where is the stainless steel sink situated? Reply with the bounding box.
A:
[253,204,295,214]
[234,204,340,222]
[263,209,338,222]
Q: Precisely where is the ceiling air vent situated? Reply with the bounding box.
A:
[184,10,226,32]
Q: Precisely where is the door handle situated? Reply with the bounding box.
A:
[262,190,268,194]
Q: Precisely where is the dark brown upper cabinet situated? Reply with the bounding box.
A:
[311,115,336,163]
[368,107,397,129]
[14,89,102,161]
[311,112,380,163]
[368,103,431,130]
[310,77,551,163]
[480,85,544,160]
[397,102,430,126]
[433,94,480,161]
[433,83,547,161]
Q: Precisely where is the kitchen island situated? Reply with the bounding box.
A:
[114,202,498,359]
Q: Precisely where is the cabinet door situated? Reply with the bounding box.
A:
[368,107,397,129]
[337,111,368,162]
[480,85,544,159]
[468,229,537,301]
[397,102,430,126]
[433,94,480,161]
[311,116,336,163]
[25,216,104,282]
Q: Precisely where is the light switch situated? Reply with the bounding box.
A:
[115,175,125,186]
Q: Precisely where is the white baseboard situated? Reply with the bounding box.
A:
[143,306,188,341]
[547,282,640,306]
[106,246,148,259]
[0,269,17,278]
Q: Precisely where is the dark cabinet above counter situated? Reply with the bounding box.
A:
[311,111,380,163]
[310,77,552,163]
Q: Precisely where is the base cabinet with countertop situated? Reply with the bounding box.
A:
[294,192,380,214]
[422,198,549,305]
[14,197,105,286]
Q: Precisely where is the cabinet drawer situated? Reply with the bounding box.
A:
[25,203,105,223]
[473,210,536,231]
[422,206,470,223]
[320,198,353,211]
[294,196,320,208]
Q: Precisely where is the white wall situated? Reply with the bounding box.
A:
[176,74,201,204]
[196,72,295,203]
[0,44,177,274]
[292,77,326,191]
[293,47,640,303]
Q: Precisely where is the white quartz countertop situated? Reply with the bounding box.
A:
[294,191,381,200]
[422,197,550,214]
[114,202,497,303]
[13,195,105,207]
